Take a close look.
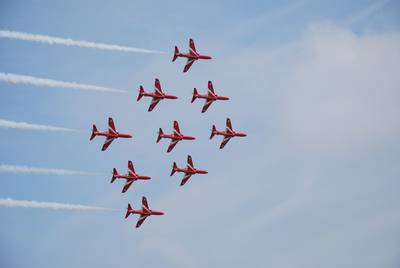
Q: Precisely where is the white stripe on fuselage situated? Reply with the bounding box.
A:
[189,49,198,56]
[154,86,162,95]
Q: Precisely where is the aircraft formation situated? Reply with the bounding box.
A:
[90,39,247,228]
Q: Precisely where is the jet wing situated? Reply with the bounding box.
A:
[220,136,232,149]
[102,137,115,151]
[122,180,134,193]
[142,196,150,212]
[167,139,179,153]
[189,38,197,53]
[154,78,163,95]
[183,59,196,73]
[108,117,117,134]
[202,99,214,113]
[226,118,234,133]
[207,81,215,96]
[128,160,135,176]
[148,97,161,112]
[136,215,148,228]
[187,155,194,169]
[173,121,181,135]
[180,173,192,186]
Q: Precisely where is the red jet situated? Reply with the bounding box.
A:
[172,38,212,73]
[192,81,230,113]
[125,196,164,228]
[90,117,132,151]
[157,121,195,153]
[137,78,178,112]
[111,160,151,193]
[210,118,247,149]
[170,155,208,186]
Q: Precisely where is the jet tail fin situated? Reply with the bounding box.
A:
[111,168,118,183]
[170,162,178,176]
[125,203,133,219]
[210,125,217,139]
[172,46,179,62]
[191,88,198,103]
[157,128,164,143]
[137,86,145,101]
[90,125,98,140]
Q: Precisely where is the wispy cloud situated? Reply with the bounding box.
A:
[0,72,127,93]
[0,164,98,176]
[0,118,78,132]
[0,30,165,54]
[0,198,117,211]
[346,0,391,26]
[231,0,306,37]
[140,237,202,268]
[279,24,400,152]
[241,175,314,235]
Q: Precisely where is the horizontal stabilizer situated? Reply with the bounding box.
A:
[210,125,216,139]
[191,88,198,103]
[157,128,164,143]
[111,168,118,183]
[125,203,133,219]
[137,86,145,101]
[172,46,179,62]
[170,162,178,176]
[90,125,97,140]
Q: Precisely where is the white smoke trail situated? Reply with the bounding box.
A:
[0,164,98,176]
[0,198,117,211]
[0,118,78,132]
[0,72,127,93]
[0,30,165,54]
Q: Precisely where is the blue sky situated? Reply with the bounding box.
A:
[1,0,400,267]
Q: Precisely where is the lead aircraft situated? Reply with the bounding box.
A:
[111,160,151,193]
[137,78,178,112]
[90,117,132,151]
[172,38,212,72]
[191,81,229,113]
[210,118,247,149]
[125,196,164,228]
[157,121,195,153]
[170,155,208,186]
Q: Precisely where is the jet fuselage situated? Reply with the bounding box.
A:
[94,131,132,139]
[161,133,196,141]
[128,208,164,216]
[214,130,247,138]
[175,167,208,175]
[178,52,212,60]
[141,91,178,100]
[196,94,230,101]
[115,173,151,181]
